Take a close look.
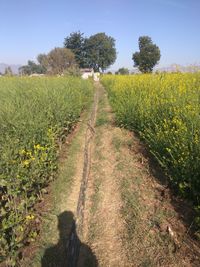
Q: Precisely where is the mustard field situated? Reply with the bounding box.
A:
[102,73,200,220]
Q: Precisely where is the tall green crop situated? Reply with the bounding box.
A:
[102,73,200,223]
[0,76,93,264]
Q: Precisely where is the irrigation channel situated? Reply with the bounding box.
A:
[66,82,99,267]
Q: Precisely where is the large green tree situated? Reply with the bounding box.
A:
[85,33,116,72]
[64,32,116,71]
[64,31,86,68]
[132,36,161,73]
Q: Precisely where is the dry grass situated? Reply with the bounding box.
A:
[112,127,200,266]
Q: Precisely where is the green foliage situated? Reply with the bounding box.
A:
[102,73,200,224]
[21,48,76,76]
[116,67,129,75]
[64,32,117,72]
[85,32,116,72]
[47,47,76,75]
[37,53,49,71]
[64,31,87,68]
[64,66,81,76]
[0,77,93,263]
[19,60,46,75]
[132,36,161,73]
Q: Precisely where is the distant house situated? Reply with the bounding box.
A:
[81,68,94,79]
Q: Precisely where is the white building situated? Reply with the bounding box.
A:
[81,68,94,79]
[81,68,100,81]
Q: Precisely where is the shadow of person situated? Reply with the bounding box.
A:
[41,211,97,267]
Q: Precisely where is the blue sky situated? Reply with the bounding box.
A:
[0,0,200,70]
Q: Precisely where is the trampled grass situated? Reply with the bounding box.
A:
[0,76,93,264]
[102,73,200,224]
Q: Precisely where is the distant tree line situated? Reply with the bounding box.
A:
[18,33,161,76]
[19,32,117,75]
[115,67,129,75]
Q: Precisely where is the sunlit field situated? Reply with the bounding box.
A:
[102,72,200,218]
[0,77,92,263]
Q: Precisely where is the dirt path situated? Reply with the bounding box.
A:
[77,83,128,266]
[77,82,200,267]
[25,82,200,267]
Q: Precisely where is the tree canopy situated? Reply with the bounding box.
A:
[19,60,46,75]
[37,54,49,71]
[132,36,161,73]
[64,31,86,68]
[20,48,76,75]
[85,33,116,72]
[47,47,76,75]
[63,32,116,72]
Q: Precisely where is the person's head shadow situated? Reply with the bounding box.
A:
[41,211,97,267]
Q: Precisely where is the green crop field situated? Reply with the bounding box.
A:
[0,77,92,263]
[102,73,200,221]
